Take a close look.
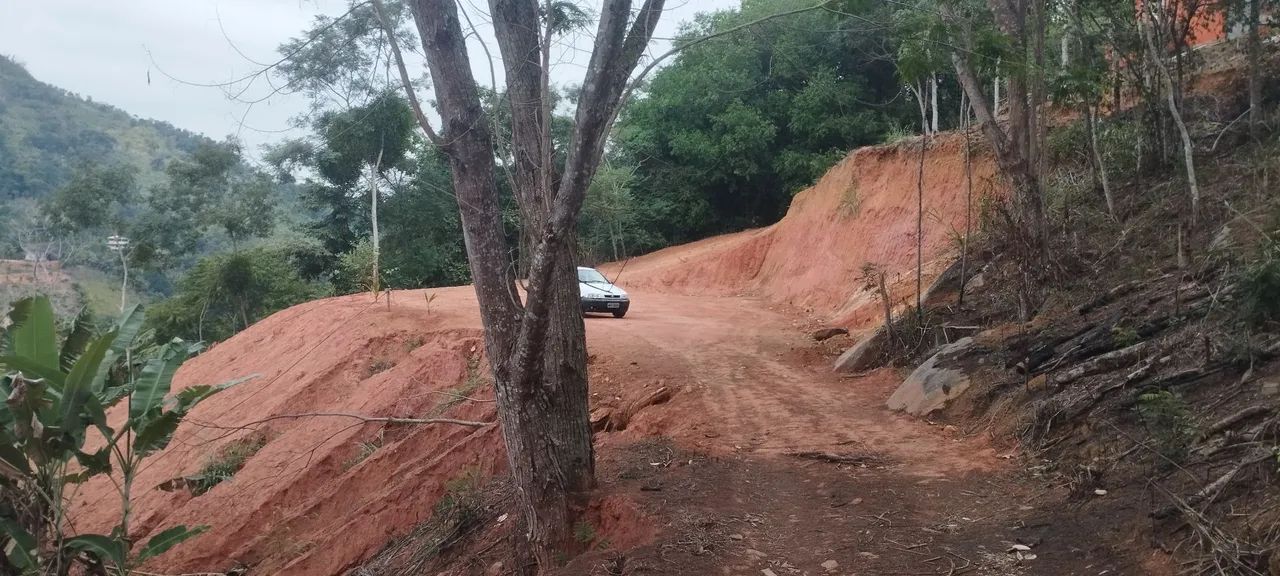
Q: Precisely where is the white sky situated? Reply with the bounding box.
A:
[0,0,737,155]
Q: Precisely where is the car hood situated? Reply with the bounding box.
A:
[579,280,627,297]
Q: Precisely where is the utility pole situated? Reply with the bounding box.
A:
[107,234,130,313]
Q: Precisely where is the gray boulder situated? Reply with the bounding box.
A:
[833,325,889,373]
[887,337,975,415]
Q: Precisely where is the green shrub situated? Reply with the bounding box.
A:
[1240,241,1280,327]
[189,433,268,495]
[1136,390,1197,462]
[146,247,321,344]
[0,297,240,573]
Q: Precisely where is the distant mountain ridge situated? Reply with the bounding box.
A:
[0,55,211,201]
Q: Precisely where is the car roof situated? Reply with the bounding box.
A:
[577,266,596,271]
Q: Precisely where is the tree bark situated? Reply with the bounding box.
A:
[916,134,926,321]
[1141,7,1201,225]
[945,0,1047,319]
[959,93,973,307]
[1248,0,1264,141]
[1084,104,1116,220]
[406,0,665,570]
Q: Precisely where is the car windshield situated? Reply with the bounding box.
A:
[578,268,608,284]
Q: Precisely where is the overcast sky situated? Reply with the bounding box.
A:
[0,0,737,156]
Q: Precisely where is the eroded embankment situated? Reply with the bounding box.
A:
[70,288,505,575]
[605,133,1000,328]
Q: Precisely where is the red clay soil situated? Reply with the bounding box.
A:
[602,133,1000,329]
[67,136,1149,575]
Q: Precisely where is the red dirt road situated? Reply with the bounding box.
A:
[582,292,998,478]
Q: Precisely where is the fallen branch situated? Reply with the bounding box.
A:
[789,451,887,466]
[1152,449,1274,519]
[195,412,493,431]
[1049,341,1151,387]
[1202,406,1272,439]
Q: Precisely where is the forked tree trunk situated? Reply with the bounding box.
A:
[945,0,1048,319]
[400,0,665,571]
[1141,9,1201,225]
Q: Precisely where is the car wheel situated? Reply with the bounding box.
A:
[612,309,627,318]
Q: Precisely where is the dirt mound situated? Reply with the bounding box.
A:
[71,288,507,575]
[604,133,999,328]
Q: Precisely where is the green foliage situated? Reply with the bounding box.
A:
[133,140,278,270]
[1239,239,1280,327]
[578,164,657,264]
[573,520,597,544]
[0,56,205,202]
[0,297,237,574]
[274,1,415,112]
[146,247,322,344]
[187,433,268,496]
[42,163,138,233]
[1136,390,1197,462]
[335,239,381,295]
[274,108,469,292]
[615,0,916,247]
[1111,324,1140,348]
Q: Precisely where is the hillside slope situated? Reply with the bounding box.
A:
[64,135,1011,575]
[606,133,998,328]
[0,55,207,200]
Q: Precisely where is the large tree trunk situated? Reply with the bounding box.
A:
[946,0,1048,319]
[403,0,666,571]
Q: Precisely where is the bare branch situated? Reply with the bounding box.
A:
[372,0,442,145]
[193,412,493,431]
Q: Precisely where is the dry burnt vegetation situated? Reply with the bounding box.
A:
[888,60,1280,573]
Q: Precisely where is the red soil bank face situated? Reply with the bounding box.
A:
[70,289,507,575]
[604,133,1000,330]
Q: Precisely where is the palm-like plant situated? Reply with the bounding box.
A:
[0,297,244,575]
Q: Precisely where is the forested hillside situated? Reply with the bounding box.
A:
[0,55,207,201]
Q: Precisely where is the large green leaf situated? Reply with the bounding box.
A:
[132,411,181,457]
[59,307,97,373]
[129,341,191,422]
[135,524,209,563]
[61,330,118,439]
[170,375,254,412]
[0,354,67,388]
[64,533,127,569]
[5,297,59,374]
[110,304,145,356]
[74,446,112,477]
[0,518,37,569]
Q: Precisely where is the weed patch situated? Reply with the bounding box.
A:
[1135,390,1197,463]
[189,433,268,495]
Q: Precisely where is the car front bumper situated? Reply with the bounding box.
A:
[581,297,629,314]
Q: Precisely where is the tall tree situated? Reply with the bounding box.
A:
[941,0,1049,319]
[373,0,668,568]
